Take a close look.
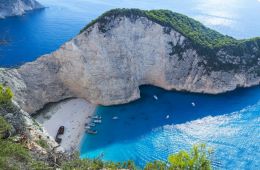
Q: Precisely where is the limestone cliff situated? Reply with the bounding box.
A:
[0,9,260,113]
[0,0,43,19]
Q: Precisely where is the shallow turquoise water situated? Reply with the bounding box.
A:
[0,0,260,169]
[81,85,260,169]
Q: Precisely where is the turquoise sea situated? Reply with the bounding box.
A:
[81,86,260,169]
[0,0,260,169]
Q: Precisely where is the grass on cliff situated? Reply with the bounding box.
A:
[36,139,49,149]
[0,116,51,170]
[0,84,32,169]
[0,116,32,169]
[80,8,260,57]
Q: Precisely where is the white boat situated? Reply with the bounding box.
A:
[86,129,97,134]
[93,115,102,120]
[153,95,158,100]
[89,123,95,127]
[166,115,170,119]
[191,102,196,107]
[93,119,102,123]
[85,126,91,129]
[112,116,119,120]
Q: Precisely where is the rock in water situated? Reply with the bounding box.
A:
[0,9,260,113]
[0,0,43,19]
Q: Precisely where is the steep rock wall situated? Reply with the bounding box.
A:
[0,15,259,113]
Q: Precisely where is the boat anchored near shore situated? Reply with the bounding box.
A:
[85,115,102,134]
[85,129,97,134]
[93,119,102,123]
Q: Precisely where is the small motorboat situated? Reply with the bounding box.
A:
[93,115,102,120]
[191,102,196,107]
[86,129,97,134]
[112,116,119,120]
[153,95,158,100]
[93,119,102,123]
[89,122,96,127]
[166,115,170,119]
[85,126,91,129]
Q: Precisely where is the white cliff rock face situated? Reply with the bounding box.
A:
[0,16,260,113]
[0,0,43,19]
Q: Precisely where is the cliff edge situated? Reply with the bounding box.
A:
[0,0,43,19]
[1,9,260,113]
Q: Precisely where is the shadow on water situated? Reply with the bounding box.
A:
[81,85,260,152]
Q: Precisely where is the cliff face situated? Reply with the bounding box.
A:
[0,0,43,18]
[1,9,260,113]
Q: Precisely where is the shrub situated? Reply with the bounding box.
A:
[0,84,14,111]
[144,144,213,170]
[0,84,13,104]
[144,160,167,170]
[0,116,11,137]
[0,116,31,169]
[36,139,49,149]
[61,153,137,170]
[168,144,213,170]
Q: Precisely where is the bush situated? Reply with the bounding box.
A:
[0,116,11,136]
[144,144,213,170]
[0,84,14,111]
[144,160,167,170]
[36,139,49,149]
[168,144,213,170]
[61,153,137,170]
[0,116,31,169]
[0,84,13,104]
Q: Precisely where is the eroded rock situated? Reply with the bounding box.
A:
[0,10,259,113]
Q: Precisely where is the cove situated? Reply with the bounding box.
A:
[0,0,259,169]
[80,85,260,169]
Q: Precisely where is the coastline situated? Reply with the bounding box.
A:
[35,98,96,152]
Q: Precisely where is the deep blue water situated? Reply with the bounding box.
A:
[81,86,260,169]
[0,0,260,169]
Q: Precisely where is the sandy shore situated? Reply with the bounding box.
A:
[35,98,96,152]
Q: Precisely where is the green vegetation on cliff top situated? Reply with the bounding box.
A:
[81,8,260,54]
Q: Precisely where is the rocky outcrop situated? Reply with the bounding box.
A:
[0,0,43,19]
[0,9,260,113]
[0,100,60,158]
[0,102,71,168]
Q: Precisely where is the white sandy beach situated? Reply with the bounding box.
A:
[35,98,96,152]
